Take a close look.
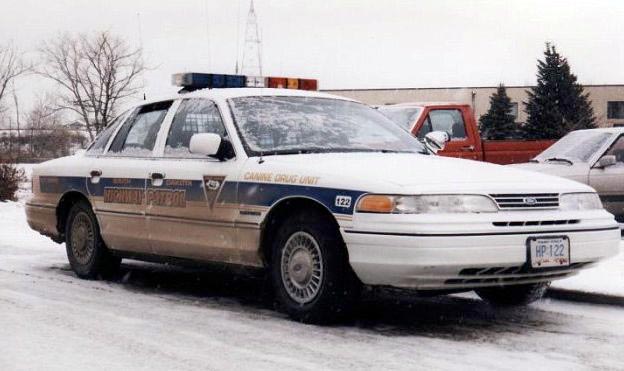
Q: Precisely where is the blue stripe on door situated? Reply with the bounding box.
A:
[217,181,366,215]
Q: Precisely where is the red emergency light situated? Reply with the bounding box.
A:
[173,72,318,92]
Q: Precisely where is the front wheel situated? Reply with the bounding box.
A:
[270,210,360,324]
[65,200,121,279]
[476,282,550,306]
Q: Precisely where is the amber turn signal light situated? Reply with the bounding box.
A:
[356,195,395,213]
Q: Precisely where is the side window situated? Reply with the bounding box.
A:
[164,99,227,158]
[110,101,173,156]
[418,109,467,141]
[85,112,128,155]
[604,135,624,164]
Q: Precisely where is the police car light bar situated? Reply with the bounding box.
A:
[172,72,318,92]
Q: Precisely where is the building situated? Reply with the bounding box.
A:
[324,84,624,127]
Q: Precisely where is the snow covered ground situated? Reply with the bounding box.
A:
[2,165,624,370]
[551,249,624,297]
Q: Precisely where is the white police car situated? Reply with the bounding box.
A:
[26,73,620,323]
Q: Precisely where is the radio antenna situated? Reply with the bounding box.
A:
[204,0,212,70]
[235,0,241,74]
[137,12,146,100]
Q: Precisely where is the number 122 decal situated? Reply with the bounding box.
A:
[335,195,352,208]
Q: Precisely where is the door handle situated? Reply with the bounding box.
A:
[461,145,475,151]
[150,172,165,187]
[89,170,102,184]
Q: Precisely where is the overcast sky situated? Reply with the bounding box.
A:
[2,0,624,110]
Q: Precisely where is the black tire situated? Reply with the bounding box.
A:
[65,200,121,279]
[476,282,550,306]
[270,209,360,324]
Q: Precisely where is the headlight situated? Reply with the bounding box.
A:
[356,194,498,214]
[559,193,603,211]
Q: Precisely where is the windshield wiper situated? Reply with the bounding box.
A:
[336,148,418,154]
[259,149,323,156]
[528,159,540,163]
[377,149,415,153]
[258,148,417,156]
[545,157,574,165]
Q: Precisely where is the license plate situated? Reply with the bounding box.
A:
[528,237,570,268]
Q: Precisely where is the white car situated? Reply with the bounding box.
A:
[513,128,624,223]
[25,74,620,323]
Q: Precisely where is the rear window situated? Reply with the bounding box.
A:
[86,112,129,155]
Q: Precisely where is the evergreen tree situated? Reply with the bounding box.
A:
[523,43,596,139]
[479,84,517,139]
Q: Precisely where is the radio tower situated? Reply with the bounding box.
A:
[238,0,263,76]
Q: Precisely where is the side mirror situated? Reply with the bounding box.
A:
[596,155,617,169]
[424,131,450,154]
[190,133,222,157]
[189,133,235,161]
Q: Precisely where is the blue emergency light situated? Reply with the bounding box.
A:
[172,73,246,91]
[172,72,318,92]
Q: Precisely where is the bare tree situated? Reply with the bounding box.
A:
[38,31,146,140]
[0,43,30,113]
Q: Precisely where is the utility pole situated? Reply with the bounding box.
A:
[240,0,263,76]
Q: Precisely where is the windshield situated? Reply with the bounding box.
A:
[377,106,422,131]
[228,96,425,156]
[534,130,612,163]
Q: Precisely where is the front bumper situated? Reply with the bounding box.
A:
[342,211,621,290]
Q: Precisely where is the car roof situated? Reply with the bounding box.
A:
[142,88,358,105]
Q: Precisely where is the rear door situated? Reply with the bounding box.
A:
[413,107,479,160]
[87,100,174,254]
[145,98,249,264]
[589,134,624,218]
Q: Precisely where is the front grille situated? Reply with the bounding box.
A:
[492,219,579,227]
[490,193,559,210]
[444,262,591,286]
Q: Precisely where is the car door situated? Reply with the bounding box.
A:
[87,100,174,254]
[145,98,247,264]
[413,107,478,160]
[589,134,624,218]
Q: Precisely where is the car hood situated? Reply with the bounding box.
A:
[249,153,595,194]
[510,161,589,184]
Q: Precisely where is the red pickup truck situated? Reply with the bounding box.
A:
[378,102,555,164]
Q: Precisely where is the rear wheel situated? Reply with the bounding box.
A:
[270,210,360,323]
[65,200,120,279]
[476,282,550,306]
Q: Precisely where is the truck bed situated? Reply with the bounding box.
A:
[481,139,555,165]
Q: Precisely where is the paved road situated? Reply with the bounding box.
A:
[1,240,624,371]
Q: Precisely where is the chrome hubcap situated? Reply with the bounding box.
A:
[280,231,323,304]
[71,212,94,265]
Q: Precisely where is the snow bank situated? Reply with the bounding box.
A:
[0,164,61,256]
[551,246,624,296]
[0,200,60,253]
